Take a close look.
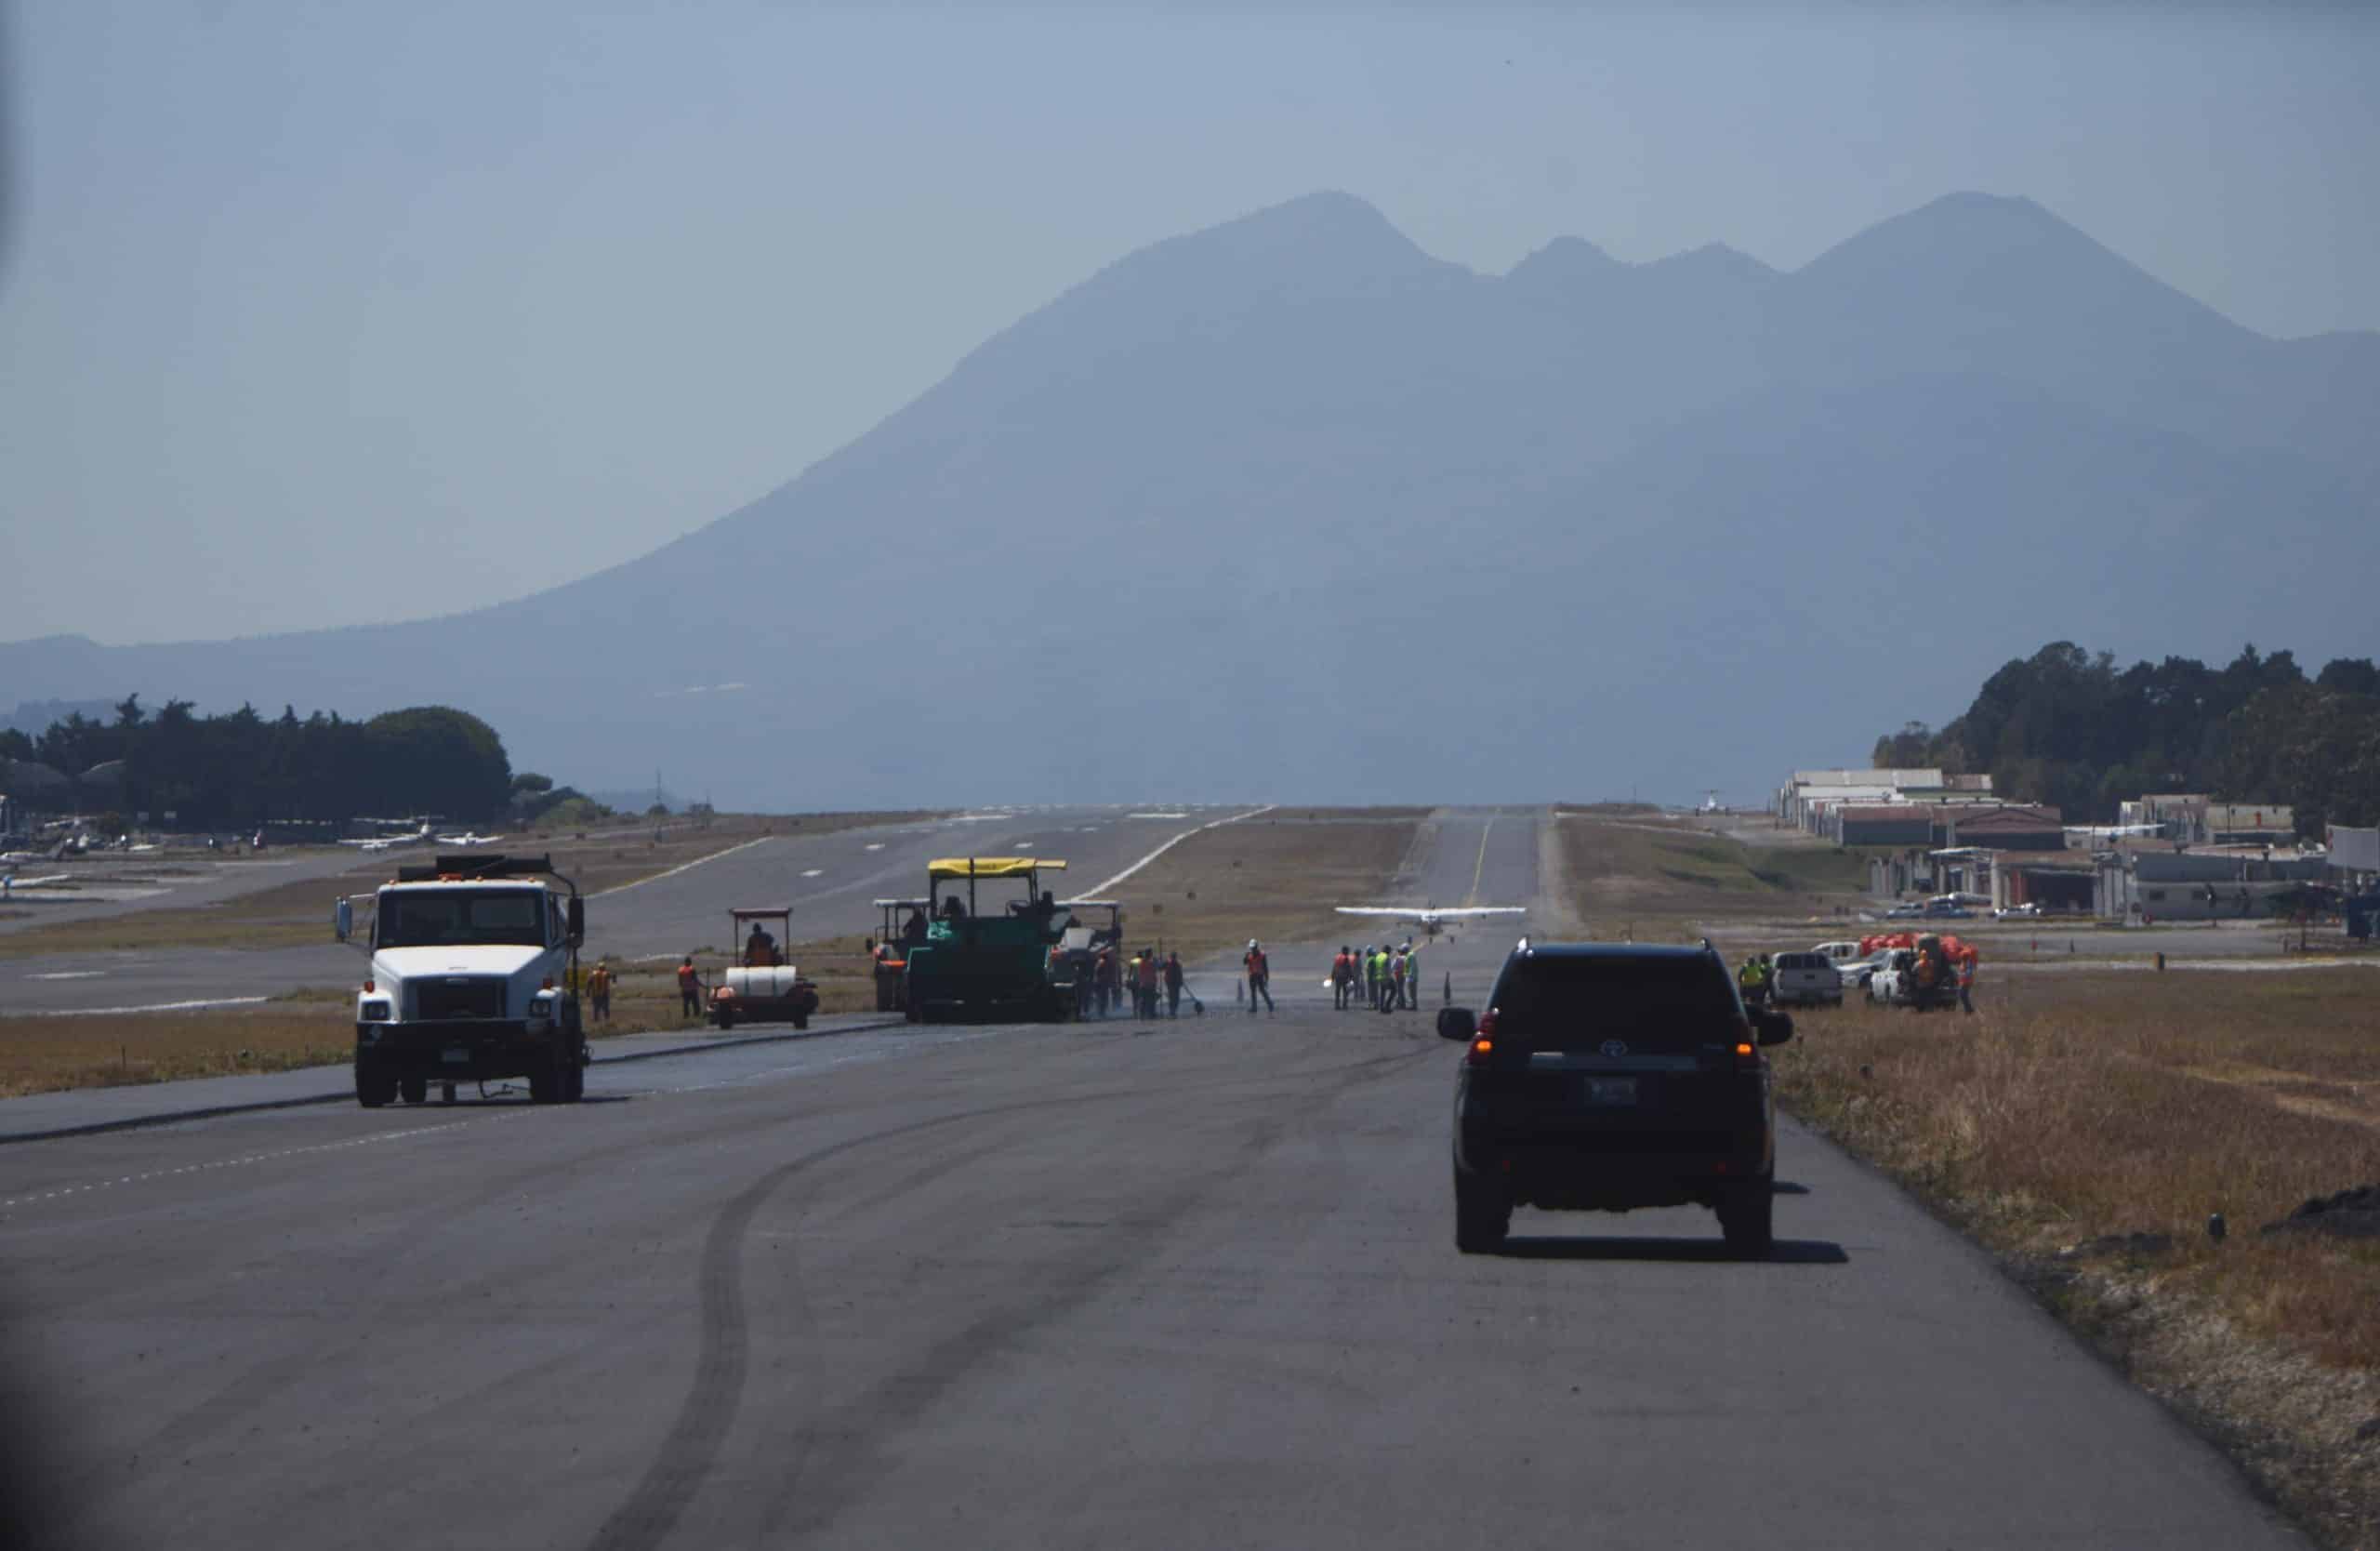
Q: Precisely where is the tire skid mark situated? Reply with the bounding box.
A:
[585,1041,1431,1551]
[760,1041,1428,1539]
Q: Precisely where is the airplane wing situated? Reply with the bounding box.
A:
[1334,905,1527,921]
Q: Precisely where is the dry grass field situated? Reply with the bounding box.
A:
[1070,807,1421,973]
[1551,811,1871,936]
[1773,970,2380,1544]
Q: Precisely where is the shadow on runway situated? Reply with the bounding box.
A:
[1495,1235,1849,1266]
[1771,1180,1812,1196]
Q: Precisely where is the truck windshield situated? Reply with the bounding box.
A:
[378,889,548,948]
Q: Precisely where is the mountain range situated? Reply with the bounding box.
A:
[7,190,2373,807]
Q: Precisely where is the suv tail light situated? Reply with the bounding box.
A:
[1467,1011,1499,1066]
[1734,1023,1761,1070]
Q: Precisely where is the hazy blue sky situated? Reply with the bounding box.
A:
[4,4,2374,643]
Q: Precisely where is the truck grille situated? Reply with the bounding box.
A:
[413,977,507,1021]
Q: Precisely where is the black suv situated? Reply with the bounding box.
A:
[1439,942,1792,1256]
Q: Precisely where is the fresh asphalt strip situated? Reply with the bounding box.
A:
[0,1014,912,1147]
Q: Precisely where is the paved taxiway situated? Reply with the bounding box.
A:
[1,809,2303,1548]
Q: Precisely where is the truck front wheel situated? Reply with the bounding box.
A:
[355,1061,395,1108]
[400,1075,428,1106]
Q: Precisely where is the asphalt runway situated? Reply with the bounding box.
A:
[3,807,1249,1015]
[0,808,2301,1549]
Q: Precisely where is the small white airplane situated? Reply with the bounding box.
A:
[436,831,502,848]
[1333,904,1527,940]
[340,822,432,853]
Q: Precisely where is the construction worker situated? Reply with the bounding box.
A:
[1403,941,1421,1008]
[1135,948,1159,1019]
[1332,947,1355,1010]
[588,961,613,1022]
[1386,948,1406,1013]
[1957,950,1977,1014]
[1244,939,1274,1015]
[1096,946,1120,1017]
[744,921,775,967]
[677,956,703,1019]
[1737,955,1765,1007]
[1164,952,1184,1017]
[1362,945,1379,1009]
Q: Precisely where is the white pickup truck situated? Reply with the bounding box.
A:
[337,853,588,1107]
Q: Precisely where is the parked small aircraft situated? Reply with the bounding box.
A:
[339,822,432,853]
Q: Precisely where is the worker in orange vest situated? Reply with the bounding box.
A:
[1243,939,1274,1015]
[1135,948,1159,1020]
[676,956,703,1019]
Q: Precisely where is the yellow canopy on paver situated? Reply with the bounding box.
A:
[925,857,1067,882]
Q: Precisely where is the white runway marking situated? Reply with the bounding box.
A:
[592,834,774,897]
[800,868,824,878]
[1068,805,1276,902]
[865,843,885,852]
[27,971,107,981]
[6,996,271,1019]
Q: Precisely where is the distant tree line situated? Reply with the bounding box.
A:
[1875,643,2380,833]
[0,696,513,829]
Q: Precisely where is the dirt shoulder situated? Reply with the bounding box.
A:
[1772,974,2380,1548]
[1546,810,2380,1546]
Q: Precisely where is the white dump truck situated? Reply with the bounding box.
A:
[336,853,588,1107]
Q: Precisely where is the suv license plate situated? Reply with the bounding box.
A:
[442,1047,471,1065]
[1584,1077,1638,1106]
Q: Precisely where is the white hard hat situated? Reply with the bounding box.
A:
[1248,938,1259,950]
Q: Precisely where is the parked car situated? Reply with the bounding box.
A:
[1837,950,1892,994]
[1884,903,1924,919]
[1992,902,2043,920]
[1921,902,1974,920]
[1768,950,1843,1007]
[1811,940,1863,964]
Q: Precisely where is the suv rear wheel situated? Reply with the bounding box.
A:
[400,1075,428,1106]
[1454,1172,1511,1253]
[1718,1178,1775,1258]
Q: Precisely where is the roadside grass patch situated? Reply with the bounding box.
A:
[1773,970,2380,1544]
[1554,815,1870,927]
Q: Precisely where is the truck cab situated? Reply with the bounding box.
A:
[338,853,588,1107]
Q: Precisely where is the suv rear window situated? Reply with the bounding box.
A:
[1775,953,1825,970]
[1488,954,1741,1052]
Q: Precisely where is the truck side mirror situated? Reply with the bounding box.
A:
[334,897,352,943]
[1436,1007,1476,1042]
[566,896,586,946]
[1755,1010,1794,1047]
